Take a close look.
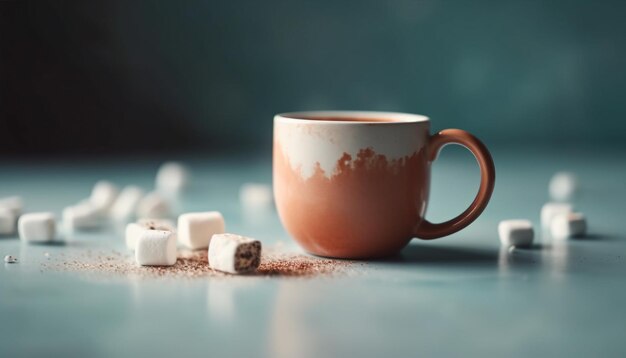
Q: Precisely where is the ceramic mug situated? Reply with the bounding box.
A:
[273,111,495,259]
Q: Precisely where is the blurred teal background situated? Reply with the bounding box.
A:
[2,3,626,356]
[1,0,625,155]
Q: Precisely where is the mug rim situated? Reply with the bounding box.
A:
[275,111,429,124]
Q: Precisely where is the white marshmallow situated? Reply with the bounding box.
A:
[208,233,261,274]
[63,202,101,231]
[111,186,144,221]
[135,229,177,266]
[126,219,175,250]
[89,181,119,213]
[550,212,587,240]
[239,183,273,208]
[125,223,144,250]
[18,212,56,243]
[498,220,534,247]
[137,192,170,219]
[0,196,23,217]
[541,202,573,230]
[0,208,16,235]
[155,162,189,194]
[178,211,225,250]
[549,172,577,202]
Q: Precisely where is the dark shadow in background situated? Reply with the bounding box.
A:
[2,0,626,157]
[0,2,192,156]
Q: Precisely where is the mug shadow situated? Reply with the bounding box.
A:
[377,241,499,266]
[573,233,619,241]
[27,240,67,247]
[524,243,547,250]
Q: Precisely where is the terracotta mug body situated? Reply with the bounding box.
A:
[273,111,495,259]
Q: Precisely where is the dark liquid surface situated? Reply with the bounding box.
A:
[286,116,398,123]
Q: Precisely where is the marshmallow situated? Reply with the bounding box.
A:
[111,186,144,221]
[498,219,534,247]
[18,212,56,243]
[126,223,144,250]
[63,202,101,231]
[155,162,189,194]
[178,211,225,250]
[89,181,119,213]
[239,183,273,208]
[549,172,577,202]
[0,196,23,217]
[126,219,175,250]
[135,229,177,266]
[541,202,573,230]
[550,212,587,240]
[0,208,16,235]
[137,192,170,219]
[208,233,261,274]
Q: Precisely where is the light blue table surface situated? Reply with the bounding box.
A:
[1,146,625,357]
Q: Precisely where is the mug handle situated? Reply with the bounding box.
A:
[414,129,496,240]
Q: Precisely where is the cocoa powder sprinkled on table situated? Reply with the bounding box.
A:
[42,247,358,279]
[258,256,346,277]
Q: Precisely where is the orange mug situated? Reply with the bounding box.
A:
[273,111,495,259]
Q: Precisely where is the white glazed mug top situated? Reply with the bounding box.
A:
[274,111,430,180]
